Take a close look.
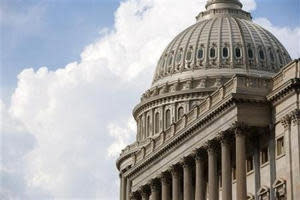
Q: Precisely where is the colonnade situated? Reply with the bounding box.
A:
[124,127,249,200]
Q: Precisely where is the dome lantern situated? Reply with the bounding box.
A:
[205,0,243,10]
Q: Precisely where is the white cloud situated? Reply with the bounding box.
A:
[1,0,299,199]
[107,118,136,158]
[254,18,300,58]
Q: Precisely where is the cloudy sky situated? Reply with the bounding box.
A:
[0,0,299,199]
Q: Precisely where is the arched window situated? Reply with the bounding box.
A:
[147,116,150,137]
[155,112,160,134]
[168,54,173,66]
[165,109,171,129]
[235,47,241,58]
[222,47,229,58]
[259,49,265,60]
[248,48,254,59]
[177,107,184,120]
[197,48,204,59]
[186,49,193,61]
[210,47,216,58]
[176,51,182,63]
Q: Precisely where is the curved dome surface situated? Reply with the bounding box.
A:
[152,0,291,87]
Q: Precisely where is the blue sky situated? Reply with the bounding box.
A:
[0,0,299,199]
[1,0,300,101]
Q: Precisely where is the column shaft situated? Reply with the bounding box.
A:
[151,180,160,200]
[126,178,131,200]
[183,161,193,200]
[221,139,232,200]
[208,146,218,200]
[122,176,127,200]
[162,176,171,200]
[195,153,206,200]
[171,167,180,200]
[236,131,247,200]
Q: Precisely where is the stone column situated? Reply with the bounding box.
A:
[170,165,181,200]
[161,172,171,200]
[182,157,193,200]
[150,179,160,200]
[120,174,123,200]
[207,140,218,200]
[121,175,127,200]
[235,128,247,200]
[126,178,132,200]
[195,149,206,200]
[220,133,232,200]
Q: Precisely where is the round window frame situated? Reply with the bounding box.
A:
[258,49,265,61]
[197,48,204,60]
[235,47,242,59]
[209,47,217,59]
[222,47,229,59]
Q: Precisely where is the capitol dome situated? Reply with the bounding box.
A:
[133,0,292,142]
[152,0,291,87]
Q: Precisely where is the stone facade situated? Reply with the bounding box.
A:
[116,0,300,199]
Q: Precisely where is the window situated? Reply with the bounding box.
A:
[270,51,275,62]
[278,52,283,65]
[248,48,254,59]
[222,47,229,58]
[259,50,265,60]
[177,107,184,120]
[261,147,269,165]
[176,51,182,63]
[186,50,193,61]
[247,156,254,172]
[155,112,160,134]
[210,47,216,58]
[147,116,150,137]
[168,54,173,66]
[165,109,171,128]
[235,47,241,58]
[197,48,204,59]
[277,137,285,156]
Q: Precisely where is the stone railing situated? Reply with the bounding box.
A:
[127,74,272,165]
[272,59,300,90]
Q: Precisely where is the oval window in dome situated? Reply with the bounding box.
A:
[168,54,173,66]
[235,47,241,58]
[248,48,254,59]
[222,47,229,58]
[259,50,265,60]
[270,51,275,62]
[210,47,216,58]
[186,50,193,61]
[197,48,204,59]
[176,51,182,63]
[278,52,283,65]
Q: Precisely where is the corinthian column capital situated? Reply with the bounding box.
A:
[291,109,300,125]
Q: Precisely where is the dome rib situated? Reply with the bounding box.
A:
[182,20,202,71]
[193,19,211,67]
[226,17,234,67]
[205,17,218,67]
[218,17,224,66]
[238,19,259,66]
[173,25,195,72]
[232,17,247,67]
